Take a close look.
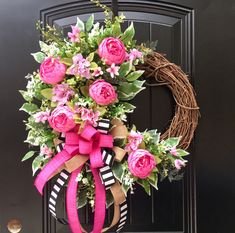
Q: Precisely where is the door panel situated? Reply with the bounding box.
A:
[40,1,195,232]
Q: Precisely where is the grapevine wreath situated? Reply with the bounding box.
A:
[20,2,199,233]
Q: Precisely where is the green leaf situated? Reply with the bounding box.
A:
[60,57,73,66]
[148,129,160,144]
[117,80,144,95]
[114,138,126,147]
[87,52,94,62]
[117,80,146,101]
[80,86,89,97]
[39,41,50,53]
[112,162,124,182]
[19,90,33,102]
[126,70,145,82]
[164,137,181,148]
[121,22,135,44]
[137,179,151,195]
[118,62,132,78]
[112,21,121,37]
[176,149,189,157]
[90,62,98,69]
[22,151,35,162]
[31,52,46,63]
[86,14,94,32]
[148,173,158,190]
[122,184,130,195]
[41,88,53,100]
[77,189,87,208]
[32,155,43,176]
[121,102,136,113]
[154,155,162,164]
[76,17,85,31]
[20,103,38,114]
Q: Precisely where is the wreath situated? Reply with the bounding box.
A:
[20,2,199,232]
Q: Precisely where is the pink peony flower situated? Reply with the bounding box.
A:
[106,63,120,78]
[40,145,53,158]
[126,48,143,61]
[52,83,75,105]
[170,147,178,156]
[75,107,100,126]
[34,110,50,123]
[92,67,103,77]
[174,159,186,170]
[128,149,156,179]
[68,54,91,79]
[39,57,67,84]
[98,37,126,65]
[89,79,117,106]
[68,25,80,43]
[125,130,143,151]
[48,106,76,132]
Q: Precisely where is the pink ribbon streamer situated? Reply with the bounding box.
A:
[66,166,83,233]
[34,150,72,195]
[66,166,106,233]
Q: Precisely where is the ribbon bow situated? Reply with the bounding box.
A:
[65,124,113,168]
[34,124,113,195]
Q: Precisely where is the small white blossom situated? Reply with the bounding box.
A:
[82,178,89,185]
[89,199,95,208]
[123,173,135,193]
[75,173,83,182]
[89,22,100,38]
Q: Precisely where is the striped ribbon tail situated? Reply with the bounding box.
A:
[49,170,70,225]
[96,119,111,134]
[102,149,115,166]
[99,165,116,190]
[57,132,65,152]
[116,201,128,232]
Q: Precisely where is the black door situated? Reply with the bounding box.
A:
[0,0,234,233]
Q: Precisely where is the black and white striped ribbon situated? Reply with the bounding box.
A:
[96,119,111,134]
[49,170,70,225]
[49,133,69,224]
[116,201,128,232]
[56,132,65,152]
[102,148,115,166]
[99,165,116,190]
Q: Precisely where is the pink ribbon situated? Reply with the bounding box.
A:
[34,124,113,233]
[67,166,106,233]
[34,150,72,195]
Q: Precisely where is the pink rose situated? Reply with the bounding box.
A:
[128,149,156,179]
[98,37,126,65]
[89,79,117,105]
[40,57,67,84]
[48,106,76,132]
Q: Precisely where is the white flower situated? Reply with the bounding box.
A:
[75,173,83,182]
[89,199,95,208]
[82,178,89,185]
